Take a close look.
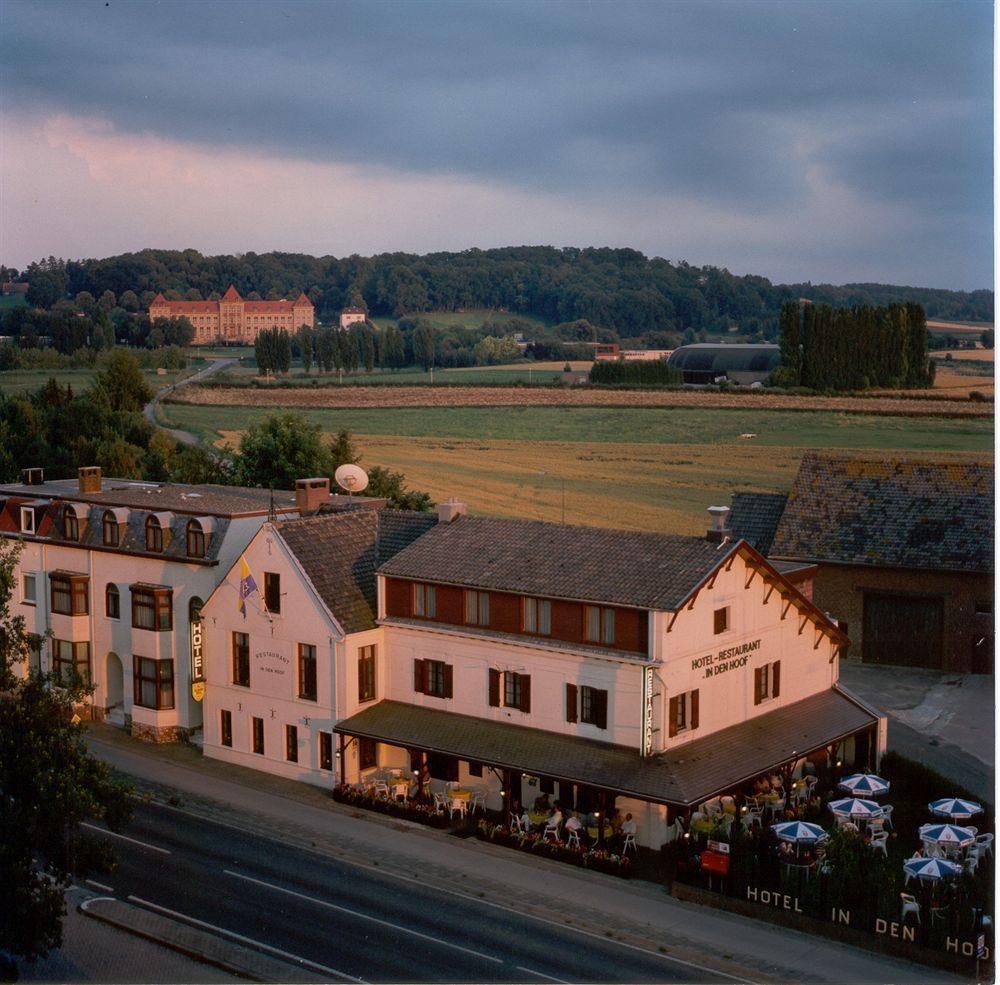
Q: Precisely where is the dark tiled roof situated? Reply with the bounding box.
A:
[276,509,437,634]
[0,478,296,517]
[334,690,877,807]
[770,453,994,574]
[378,516,729,609]
[726,492,788,554]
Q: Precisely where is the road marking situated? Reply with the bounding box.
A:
[85,879,114,892]
[515,966,570,983]
[224,869,504,965]
[127,895,363,983]
[81,822,171,855]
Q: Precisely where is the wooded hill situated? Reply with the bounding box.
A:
[8,248,992,342]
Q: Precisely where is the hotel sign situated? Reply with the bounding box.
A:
[641,666,655,756]
[692,638,761,679]
[190,620,204,682]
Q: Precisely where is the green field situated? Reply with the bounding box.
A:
[213,362,577,386]
[0,364,202,397]
[368,309,552,333]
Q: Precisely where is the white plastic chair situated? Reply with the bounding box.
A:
[432,791,448,814]
[510,812,524,832]
[720,795,735,812]
[900,893,921,926]
[870,830,888,858]
[373,780,389,797]
[622,831,637,854]
[975,833,993,859]
[470,790,487,815]
[964,854,979,876]
[879,805,893,832]
[566,828,581,849]
[742,808,762,830]
[542,821,561,843]
[449,797,468,820]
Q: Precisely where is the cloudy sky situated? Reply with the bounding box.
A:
[1,0,992,289]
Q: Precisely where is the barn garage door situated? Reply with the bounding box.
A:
[862,592,944,668]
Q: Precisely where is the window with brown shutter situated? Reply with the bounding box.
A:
[754,666,763,705]
[772,661,780,698]
[593,688,608,730]
[488,668,501,707]
[519,675,531,714]
[414,658,425,693]
[690,689,699,730]
[565,683,578,722]
[714,607,729,634]
[442,663,454,699]
[668,695,679,737]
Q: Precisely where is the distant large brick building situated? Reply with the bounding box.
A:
[149,285,314,345]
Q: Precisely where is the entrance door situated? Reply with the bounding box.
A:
[862,593,944,668]
[105,652,125,725]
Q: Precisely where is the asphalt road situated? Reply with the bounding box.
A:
[143,357,237,445]
[86,801,736,984]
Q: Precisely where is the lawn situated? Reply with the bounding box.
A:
[160,403,993,535]
[0,366,196,397]
[368,309,552,333]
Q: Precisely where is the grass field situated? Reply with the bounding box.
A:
[0,365,198,397]
[368,309,552,333]
[160,402,993,534]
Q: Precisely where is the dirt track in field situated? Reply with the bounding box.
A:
[171,385,994,417]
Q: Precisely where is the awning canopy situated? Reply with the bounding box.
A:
[335,688,878,808]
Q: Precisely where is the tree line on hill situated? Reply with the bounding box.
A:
[4,248,991,346]
[774,300,933,390]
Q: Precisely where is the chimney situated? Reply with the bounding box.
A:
[21,467,44,486]
[78,466,102,494]
[295,477,331,513]
[705,504,730,543]
[437,497,467,524]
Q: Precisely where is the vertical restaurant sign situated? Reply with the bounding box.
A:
[641,666,655,756]
[190,620,204,682]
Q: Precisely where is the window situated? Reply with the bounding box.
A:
[464,590,490,626]
[186,520,206,558]
[413,658,452,698]
[132,656,174,710]
[468,760,483,778]
[359,738,377,770]
[102,511,119,547]
[584,606,615,645]
[319,732,333,771]
[714,607,729,634]
[264,572,281,613]
[220,710,232,747]
[285,724,298,762]
[251,716,264,755]
[131,586,172,630]
[522,597,551,635]
[580,686,609,729]
[106,583,120,619]
[21,573,36,605]
[25,634,42,675]
[489,668,531,713]
[358,644,376,702]
[754,660,781,705]
[668,689,699,737]
[145,516,163,553]
[51,574,88,616]
[298,643,317,701]
[63,510,79,541]
[20,506,35,533]
[52,639,90,685]
[412,583,436,618]
[232,632,250,687]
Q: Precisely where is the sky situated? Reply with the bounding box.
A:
[1,0,993,290]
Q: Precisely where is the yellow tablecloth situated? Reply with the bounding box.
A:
[449,789,472,801]
[586,824,612,840]
[691,818,714,833]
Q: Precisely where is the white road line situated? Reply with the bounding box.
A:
[515,965,570,983]
[224,868,504,965]
[81,822,171,855]
[127,895,363,983]
[85,879,114,893]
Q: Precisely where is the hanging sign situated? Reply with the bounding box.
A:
[191,681,206,702]
[190,620,204,681]
[641,666,655,756]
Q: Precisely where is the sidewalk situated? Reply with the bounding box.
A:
[85,723,963,985]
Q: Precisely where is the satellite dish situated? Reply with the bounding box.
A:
[335,464,369,495]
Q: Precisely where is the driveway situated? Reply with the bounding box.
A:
[144,357,236,446]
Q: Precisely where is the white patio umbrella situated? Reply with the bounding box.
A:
[928,798,983,820]
[771,821,829,843]
[904,856,963,882]
[838,774,890,797]
[919,823,977,849]
[828,797,883,820]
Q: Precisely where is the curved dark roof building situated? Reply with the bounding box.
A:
[667,343,780,384]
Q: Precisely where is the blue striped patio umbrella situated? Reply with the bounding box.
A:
[838,773,890,797]
[928,798,983,820]
[918,823,976,849]
[771,821,829,843]
[828,797,883,819]
[904,856,963,882]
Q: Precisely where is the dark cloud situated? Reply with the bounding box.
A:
[1,0,992,287]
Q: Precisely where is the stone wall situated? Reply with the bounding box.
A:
[130,721,189,744]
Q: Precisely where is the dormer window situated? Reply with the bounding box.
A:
[186,519,206,558]
[20,506,36,534]
[63,510,79,542]
[145,516,163,553]
[103,511,120,547]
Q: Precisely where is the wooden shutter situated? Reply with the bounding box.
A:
[772,661,780,698]
[690,689,699,730]
[413,658,425,694]
[565,683,578,723]
[488,668,501,707]
[753,667,762,705]
[519,675,531,714]
[594,689,608,730]
[668,695,679,737]
[443,663,454,699]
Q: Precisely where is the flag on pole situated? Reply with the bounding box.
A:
[238,557,259,619]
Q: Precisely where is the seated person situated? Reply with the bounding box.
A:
[533,791,551,813]
[564,811,589,846]
[619,812,637,849]
[609,808,625,835]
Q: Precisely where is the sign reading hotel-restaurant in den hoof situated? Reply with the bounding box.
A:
[691,639,761,679]
[254,647,292,698]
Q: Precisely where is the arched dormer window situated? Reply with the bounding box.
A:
[63,508,79,542]
[145,515,163,553]
[186,519,206,558]
[102,511,119,547]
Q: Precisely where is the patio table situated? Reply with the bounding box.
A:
[691,818,714,834]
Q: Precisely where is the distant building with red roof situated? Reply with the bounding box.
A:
[149,286,314,344]
[339,307,367,329]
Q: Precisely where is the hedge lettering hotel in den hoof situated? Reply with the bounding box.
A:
[2,465,892,849]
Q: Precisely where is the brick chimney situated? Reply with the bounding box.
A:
[295,477,331,513]
[78,466,102,494]
[21,467,44,486]
[705,504,730,543]
[437,497,467,523]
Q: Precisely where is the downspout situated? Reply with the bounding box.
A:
[87,546,97,719]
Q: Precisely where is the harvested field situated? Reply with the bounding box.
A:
[171,384,993,417]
